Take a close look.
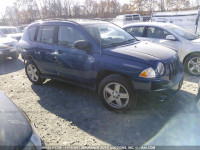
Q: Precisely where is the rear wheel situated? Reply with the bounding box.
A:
[184,54,200,76]
[25,60,45,84]
[98,74,137,112]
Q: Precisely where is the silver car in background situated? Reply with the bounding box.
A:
[0,32,19,60]
[0,26,23,41]
[123,22,200,75]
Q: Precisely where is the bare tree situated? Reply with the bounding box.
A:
[0,0,195,25]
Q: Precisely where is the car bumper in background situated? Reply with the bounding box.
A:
[0,48,17,56]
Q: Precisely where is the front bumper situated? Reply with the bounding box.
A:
[133,64,184,101]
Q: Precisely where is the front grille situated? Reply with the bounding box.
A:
[168,57,179,80]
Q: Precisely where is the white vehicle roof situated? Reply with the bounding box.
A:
[152,10,198,17]
[116,14,140,17]
[123,22,174,28]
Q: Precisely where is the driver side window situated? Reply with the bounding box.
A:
[58,26,85,48]
[146,27,170,39]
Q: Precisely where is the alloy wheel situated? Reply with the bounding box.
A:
[27,64,39,82]
[188,57,200,75]
[103,82,129,109]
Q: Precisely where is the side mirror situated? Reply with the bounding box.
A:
[74,40,92,51]
[166,35,176,41]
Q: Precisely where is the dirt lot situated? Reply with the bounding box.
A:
[0,57,200,147]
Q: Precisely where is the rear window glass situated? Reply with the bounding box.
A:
[28,26,37,41]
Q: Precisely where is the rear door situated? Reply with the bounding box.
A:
[34,25,57,75]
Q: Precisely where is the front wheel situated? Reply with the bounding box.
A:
[98,74,137,112]
[25,60,45,84]
[184,54,200,76]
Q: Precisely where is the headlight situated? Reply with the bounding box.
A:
[139,67,156,78]
[24,123,42,150]
[157,62,165,75]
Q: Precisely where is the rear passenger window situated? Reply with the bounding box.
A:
[40,26,56,44]
[28,26,37,41]
[58,26,85,48]
[125,26,144,37]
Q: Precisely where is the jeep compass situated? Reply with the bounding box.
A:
[18,20,184,112]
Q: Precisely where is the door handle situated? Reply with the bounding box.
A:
[54,50,63,54]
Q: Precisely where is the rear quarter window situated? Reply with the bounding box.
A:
[28,26,37,41]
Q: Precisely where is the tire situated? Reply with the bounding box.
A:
[11,51,19,60]
[98,74,137,112]
[184,53,200,76]
[25,60,45,85]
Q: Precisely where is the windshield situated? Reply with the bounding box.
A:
[165,24,198,40]
[0,27,22,34]
[83,23,136,48]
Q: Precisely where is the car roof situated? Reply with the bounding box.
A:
[30,19,110,27]
[123,22,174,28]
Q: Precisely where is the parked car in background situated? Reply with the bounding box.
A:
[19,25,28,32]
[19,19,183,112]
[123,22,200,75]
[0,91,42,149]
[112,14,142,27]
[0,32,19,60]
[0,26,23,41]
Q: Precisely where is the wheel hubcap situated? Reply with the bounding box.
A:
[103,83,129,109]
[27,64,39,82]
[188,57,200,75]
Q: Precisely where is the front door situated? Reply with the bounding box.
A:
[53,25,94,85]
[144,26,182,54]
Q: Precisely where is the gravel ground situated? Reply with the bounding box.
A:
[0,57,200,147]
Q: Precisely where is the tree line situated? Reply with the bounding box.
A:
[1,0,199,25]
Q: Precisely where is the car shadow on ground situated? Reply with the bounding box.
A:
[0,58,24,75]
[184,73,200,84]
[31,80,197,146]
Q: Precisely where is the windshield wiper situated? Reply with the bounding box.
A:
[103,39,135,48]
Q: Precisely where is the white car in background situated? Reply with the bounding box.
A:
[0,26,23,41]
[0,32,19,60]
[123,22,200,75]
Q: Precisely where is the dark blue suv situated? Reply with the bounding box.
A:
[19,19,184,112]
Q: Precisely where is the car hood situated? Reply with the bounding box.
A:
[103,41,176,66]
[0,91,32,146]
